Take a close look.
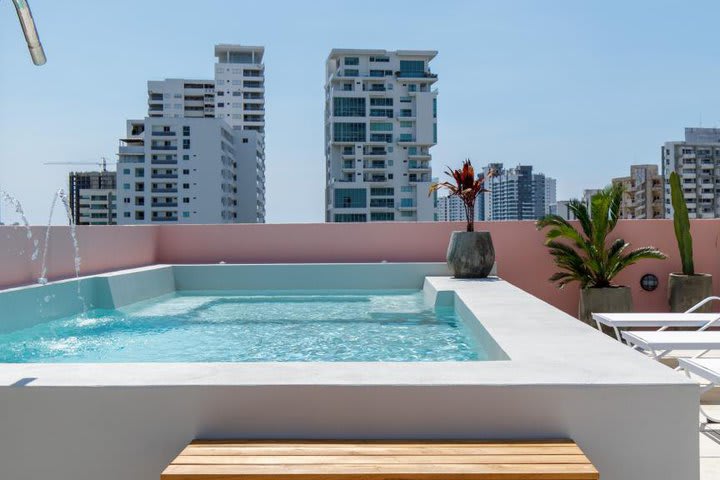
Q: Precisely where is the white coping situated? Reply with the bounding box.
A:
[0,269,695,389]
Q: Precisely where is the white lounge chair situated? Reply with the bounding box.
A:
[678,358,720,423]
[592,296,720,341]
[622,330,720,360]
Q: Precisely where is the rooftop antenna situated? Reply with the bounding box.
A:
[9,0,46,65]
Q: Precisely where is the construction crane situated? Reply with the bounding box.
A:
[44,157,116,172]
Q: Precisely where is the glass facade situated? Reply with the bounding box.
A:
[371,187,394,196]
[334,188,367,208]
[370,123,393,132]
[344,57,359,65]
[334,213,367,222]
[333,122,366,142]
[370,212,395,221]
[399,60,425,77]
[333,97,366,117]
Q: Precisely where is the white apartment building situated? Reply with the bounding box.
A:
[68,171,117,225]
[612,164,663,219]
[484,164,556,221]
[129,44,266,223]
[437,194,482,222]
[214,45,265,134]
[116,117,263,224]
[663,128,720,219]
[325,49,438,222]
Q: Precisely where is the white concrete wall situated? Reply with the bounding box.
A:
[0,384,698,480]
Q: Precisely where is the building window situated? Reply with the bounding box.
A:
[123,212,130,218]
[370,98,393,106]
[183,183,190,189]
[183,169,190,174]
[400,121,413,128]
[370,122,393,132]
[183,126,190,136]
[333,97,366,117]
[370,212,394,221]
[333,122,366,142]
[242,138,249,143]
[183,139,191,149]
[123,183,130,190]
[344,57,359,66]
[433,98,437,118]
[399,60,425,77]
[183,212,190,218]
[344,69,359,77]
[123,168,130,174]
[334,213,367,222]
[183,198,190,204]
[334,188,367,208]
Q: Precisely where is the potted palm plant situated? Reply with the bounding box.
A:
[429,159,495,278]
[537,184,666,324]
[668,171,712,312]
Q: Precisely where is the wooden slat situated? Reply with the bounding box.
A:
[161,463,599,479]
[180,445,585,457]
[189,440,576,446]
[172,455,591,465]
[162,440,598,480]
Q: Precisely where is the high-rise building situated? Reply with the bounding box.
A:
[484,164,555,221]
[68,170,117,225]
[324,49,438,223]
[116,117,263,224]
[437,194,483,222]
[611,164,664,219]
[214,45,265,134]
[119,44,266,224]
[663,128,720,219]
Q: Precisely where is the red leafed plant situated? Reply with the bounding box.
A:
[429,159,493,232]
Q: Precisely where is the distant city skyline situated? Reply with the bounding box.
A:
[2,1,720,224]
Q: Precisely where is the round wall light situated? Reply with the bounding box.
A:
[640,273,659,292]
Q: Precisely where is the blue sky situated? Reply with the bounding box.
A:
[1,0,719,224]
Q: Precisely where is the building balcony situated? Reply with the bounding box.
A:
[151,131,175,137]
[151,188,178,193]
[151,174,178,179]
[151,145,177,151]
[151,217,178,222]
[152,160,178,165]
[119,146,145,155]
[151,203,178,208]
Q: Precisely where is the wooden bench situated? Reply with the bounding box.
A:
[161,440,599,480]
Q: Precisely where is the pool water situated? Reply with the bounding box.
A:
[0,290,486,362]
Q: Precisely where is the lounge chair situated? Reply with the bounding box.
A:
[678,358,720,423]
[592,296,720,341]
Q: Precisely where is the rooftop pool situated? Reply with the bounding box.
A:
[0,290,485,362]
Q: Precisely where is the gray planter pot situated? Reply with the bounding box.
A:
[446,231,495,279]
[668,273,713,312]
[578,286,633,326]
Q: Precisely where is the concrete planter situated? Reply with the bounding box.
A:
[668,273,713,312]
[446,231,495,278]
[578,286,633,326]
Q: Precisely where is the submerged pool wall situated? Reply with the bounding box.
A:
[0,263,456,333]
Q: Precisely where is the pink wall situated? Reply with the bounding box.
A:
[2,220,719,316]
[0,225,157,289]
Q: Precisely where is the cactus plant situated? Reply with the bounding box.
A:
[669,171,694,275]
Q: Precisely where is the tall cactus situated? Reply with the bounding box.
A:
[669,171,694,275]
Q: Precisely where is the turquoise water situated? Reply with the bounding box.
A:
[0,290,485,362]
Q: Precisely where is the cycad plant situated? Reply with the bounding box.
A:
[536,184,666,289]
[429,159,492,232]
